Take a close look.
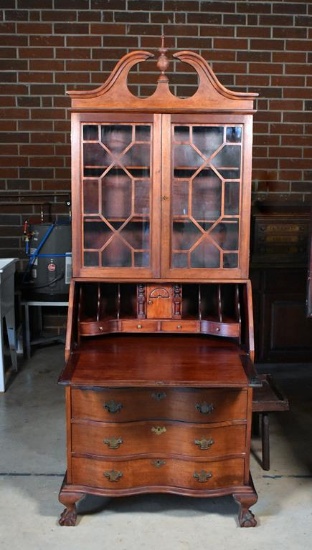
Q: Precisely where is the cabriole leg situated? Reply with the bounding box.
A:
[233,482,258,527]
[58,480,84,526]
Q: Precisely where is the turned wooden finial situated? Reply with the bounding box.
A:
[157,34,169,81]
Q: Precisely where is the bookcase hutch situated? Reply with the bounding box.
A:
[58,43,259,527]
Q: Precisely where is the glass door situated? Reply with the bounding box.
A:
[162,115,251,280]
[78,116,158,277]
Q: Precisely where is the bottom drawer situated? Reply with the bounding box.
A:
[71,456,245,492]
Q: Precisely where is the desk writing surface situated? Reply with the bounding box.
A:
[60,334,248,388]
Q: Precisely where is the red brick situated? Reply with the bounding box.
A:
[270,123,305,135]
[250,39,285,51]
[280,162,312,175]
[0,22,16,33]
[238,26,271,38]
[237,2,271,14]
[200,1,235,13]
[53,22,89,33]
[1,72,18,82]
[284,112,312,123]
[0,47,18,58]
[270,100,304,111]
[200,26,234,38]
[78,11,102,22]
[55,72,91,84]
[19,47,54,59]
[29,60,64,71]
[29,156,65,167]
[0,167,19,178]
[17,23,53,34]
[65,60,101,72]
[30,84,65,95]
[29,36,64,47]
[250,62,284,75]
[54,0,89,8]
[0,97,15,107]
[214,38,249,50]
[2,155,28,166]
[20,73,54,83]
[20,144,55,156]
[67,36,102,48]
[273,27,307,39]
[286,39,312,51]
[259,14,295,26]
[282,135,311,146]
[279,170,302,181]
[0,108,29,119]
[19,121,54,132]
[43,12,77,23]
[273,52,307,64]
[286,64,312,75]
[270,147,303,158]
[0,59,28,70]
[271,75,306,87]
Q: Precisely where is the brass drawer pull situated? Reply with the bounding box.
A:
[194,437,214,450]
[104,400,123,414]
[103,437,123,449]
[104,470,123,482]
[195,401,214,415]
[151,426,167,435]
[152,459,166,468]
[193,470,212,483]
[151,391,167,401]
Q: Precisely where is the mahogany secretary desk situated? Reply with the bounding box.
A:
[58,45,259,527]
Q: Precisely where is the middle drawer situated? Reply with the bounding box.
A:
[71,421,246,458]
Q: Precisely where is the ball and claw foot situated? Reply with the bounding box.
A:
[59,506,77,526]
[239,508,257,528]
[233,487,258,528]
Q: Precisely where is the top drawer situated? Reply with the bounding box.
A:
[71,387,247,423]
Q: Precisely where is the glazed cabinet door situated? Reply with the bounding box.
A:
[71,112,253,280]
[161,114,253,280]
[72,112,162,278]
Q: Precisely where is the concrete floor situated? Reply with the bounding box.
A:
[1,343,312,550]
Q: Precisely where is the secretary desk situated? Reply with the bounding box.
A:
[58,43,259,527]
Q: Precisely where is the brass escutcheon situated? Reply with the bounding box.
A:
[194,437,214,450]
[152,459,166,468]
[103,437,123,449]
[151,391,167,401]
[104,400,123,414]
[151,426,167,435]
[104,470,123,482]
[195,402,214,415]
[193,470,213,483]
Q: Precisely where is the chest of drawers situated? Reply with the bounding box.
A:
[70,387,247,490]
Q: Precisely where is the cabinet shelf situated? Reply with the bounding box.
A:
[73,281,246,342]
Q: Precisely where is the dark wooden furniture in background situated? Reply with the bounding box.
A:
[252,374,289,470]
[58,46,260,527]
[250,202,312,363]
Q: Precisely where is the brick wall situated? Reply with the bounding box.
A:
[1,0,312,271]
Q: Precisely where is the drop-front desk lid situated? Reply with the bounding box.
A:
[59,334,256,388]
